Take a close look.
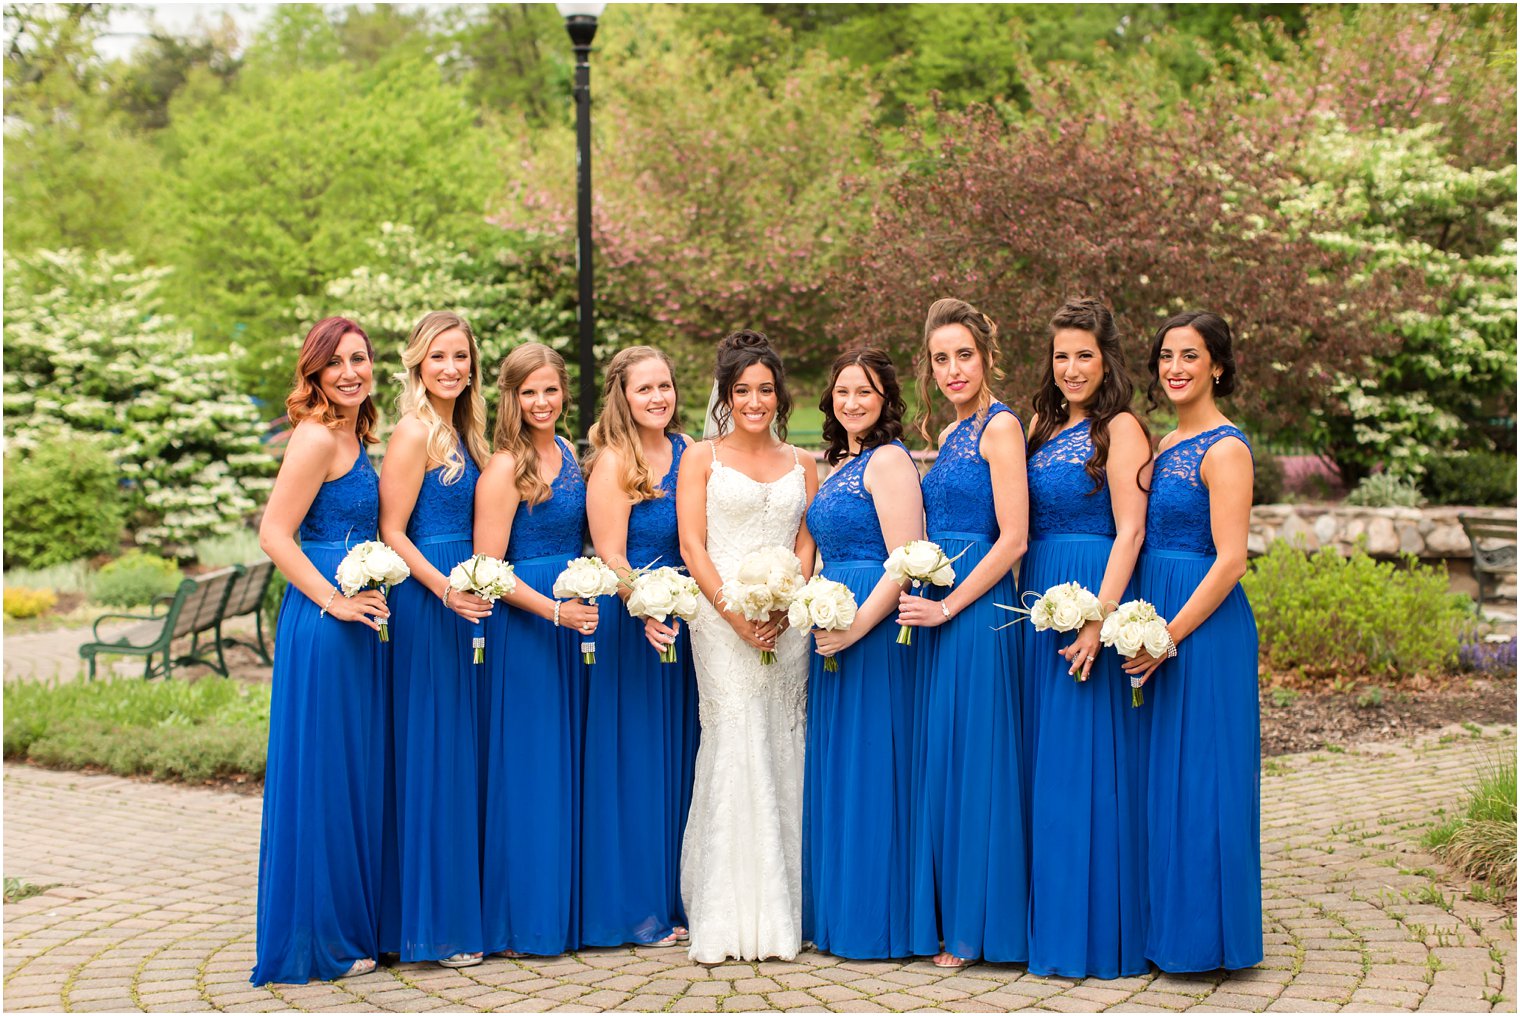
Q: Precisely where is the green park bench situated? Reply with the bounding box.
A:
[1459,514,1518,614]
[78,561,276,680]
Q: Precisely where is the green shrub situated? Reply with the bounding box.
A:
[1427,759,1516,896]
[93,551,183,607]
[1243,540,1472,677]
[2,442,126,569]
[1253,453,1287,505]
[192,529,264,569]
[1421,450,1518,507]
[3,559,96,598]
[1345,472,1424,507]
[4,676,269,783]
[3,587,57,619]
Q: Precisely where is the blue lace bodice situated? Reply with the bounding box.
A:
[807,441,907,563]
[625,434,685,570]
[299,443,379,545]
[1145,425,1252,554]
[506,436,586,561]
[922,403,1016,540]
[407,443,480,541]
[1028,419,1116,540]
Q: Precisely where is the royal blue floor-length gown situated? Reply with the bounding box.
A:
[801,440,917,959]
[581,434,700,946]
[908,403,1029,963]
[1021,419,1147,979]
[481,436,588,956]
[382,447,485,961]
[1139,424,1262,972]
[253,444,386,985]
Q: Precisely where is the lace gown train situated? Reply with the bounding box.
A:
[681,447,810,964]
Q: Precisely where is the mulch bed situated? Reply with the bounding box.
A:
[1259,669,1517,756]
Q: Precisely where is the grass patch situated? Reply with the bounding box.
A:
[4,676,269,785]
[1428,758,1516,897]
[3,877,55,903]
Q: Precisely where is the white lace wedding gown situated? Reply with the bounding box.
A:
[681,446,810,963]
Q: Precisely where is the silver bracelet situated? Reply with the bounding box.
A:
[320,587,338,618]
[940,601,952,620]
[552,600,562,628]
[443,587,454,610]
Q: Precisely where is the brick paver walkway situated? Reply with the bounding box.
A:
[4,726,1514,1013]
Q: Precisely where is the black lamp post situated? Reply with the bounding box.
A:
[557,1,605,445]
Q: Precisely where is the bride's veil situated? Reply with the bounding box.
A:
[702,380,727,440]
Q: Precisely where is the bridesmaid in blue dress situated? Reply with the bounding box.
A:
[802,349,924,959]
[898,299,1030,969]
[476,342,595,957]
[581,346,699,948]
[1124,309,1262,972]
[1021,299,1151,979]
[376,312,494,968]
[252,317,390,985]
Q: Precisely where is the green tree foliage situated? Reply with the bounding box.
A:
[153,18,500,394]
[3,442,126,569]
[3,250,274,556]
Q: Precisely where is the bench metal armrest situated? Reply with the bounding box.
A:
[91,612,161,641]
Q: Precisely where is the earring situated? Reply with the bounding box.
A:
[1213,375,1221,385]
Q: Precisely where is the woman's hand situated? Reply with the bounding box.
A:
[896,591,950,629]
[754,609,789,645]
[1059,619,1104,682]
[557,597,599,636]
[1121,644,1168,686]
[327,589,390,632]
[812,623,861,658]
[722,608,774,653]
[645,616,681,654]
[442,587,494,624]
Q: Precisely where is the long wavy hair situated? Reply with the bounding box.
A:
[914,297,1005,444]
[1028,298,1148,495]
[712,330,792,441]
[585,346,682,503]
[492,342,570,507]
[396,311,490,484]
[285,316,379,444]
[819,347,906,467]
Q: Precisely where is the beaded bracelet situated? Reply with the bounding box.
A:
[443,587,454,610]
[552,600,562,628]
[320,587,338,618]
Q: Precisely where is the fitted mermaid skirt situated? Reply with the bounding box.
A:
[1138,549,1262,972]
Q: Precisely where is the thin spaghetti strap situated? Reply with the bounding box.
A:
[708,439,720,467]
[790,445,800,467]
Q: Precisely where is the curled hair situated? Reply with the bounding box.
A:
[712,330,791,441]
[285,316,379,443]
[915,298,1006,443]
[819,348,906,466]
[585,346,682,503]
[1146,309,1239,408]
[396,311,490,484]
[492,342,571,507]
[1028,298,1149,495]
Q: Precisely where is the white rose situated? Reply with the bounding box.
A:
[902,541,941,577]
[810,596,841,630]
[928,563,956,587]
[737,556,771,585]
[1114,626,1145,657]
[788,599,812,630]
[1052,600,1084,633]
[1142,622,1172,658]
[672,587,701,621]
[335,557,365,596]
[834,595,857,628]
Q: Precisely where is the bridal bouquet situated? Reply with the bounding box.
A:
[553,556,622,664]
[335,541,410,641]
[1099,599,1176,706]
[719,545,804,664]
[448,554,517,663]
[626,566,702,663]
[883,539,963,646]
[788,576,858,672]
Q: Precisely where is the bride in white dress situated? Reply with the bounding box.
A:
[675,330,818,963]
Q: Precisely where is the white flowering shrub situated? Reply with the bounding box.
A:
[1276,116,1517,480]
[3,250,276,557]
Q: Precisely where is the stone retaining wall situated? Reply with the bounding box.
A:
[1249,504,1516,558]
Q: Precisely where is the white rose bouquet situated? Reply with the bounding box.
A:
[883,539,964,646]
[626,566,702,664]
[1099,598,1177,706]
[553,556,622,663]
[335,540,411,641]
[787,575,858,672]
[719,544,804,664]
[448,554,518,663]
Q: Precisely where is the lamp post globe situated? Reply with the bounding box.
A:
[557,1,605,445]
